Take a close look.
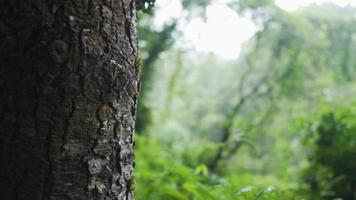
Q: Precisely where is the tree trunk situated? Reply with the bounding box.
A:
[0,0,138,199]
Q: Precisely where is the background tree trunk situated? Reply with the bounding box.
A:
[0,0,138,199]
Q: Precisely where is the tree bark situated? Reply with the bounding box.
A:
[0,0,138,199]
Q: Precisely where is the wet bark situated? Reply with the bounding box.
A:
[0,0,138,199]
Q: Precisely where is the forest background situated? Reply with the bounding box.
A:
[134,0,356,199]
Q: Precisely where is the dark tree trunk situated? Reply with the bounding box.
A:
[0,0,138,199]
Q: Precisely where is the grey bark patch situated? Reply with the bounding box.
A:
[93,143,112,157]
[88,178,106,193]
[101,5,113,19]
[88,158,108,175]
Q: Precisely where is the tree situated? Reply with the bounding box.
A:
[0,0,139,199]
[135,0,212,133]
[303,106,356,199]
[135,20,176,133]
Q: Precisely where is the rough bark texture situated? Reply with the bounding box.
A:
[0,0,138,199]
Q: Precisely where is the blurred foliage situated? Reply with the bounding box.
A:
[135,0,356,199]
[135,134,305,200]
[136,0,212,132]
[136,0,156,14]
[231,0,274,10]
[302,102,356,199]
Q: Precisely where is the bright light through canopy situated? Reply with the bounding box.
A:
[155,0,356,60]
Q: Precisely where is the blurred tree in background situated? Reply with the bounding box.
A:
[302,102,356,199]
[136,0,212,133]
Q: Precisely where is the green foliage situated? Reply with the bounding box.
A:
[136,0,156,14]
[240,0,274,9]
[181,0,212,9]
[136,1,356,199]
[303,103,356,199]
[135,135,305,200]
